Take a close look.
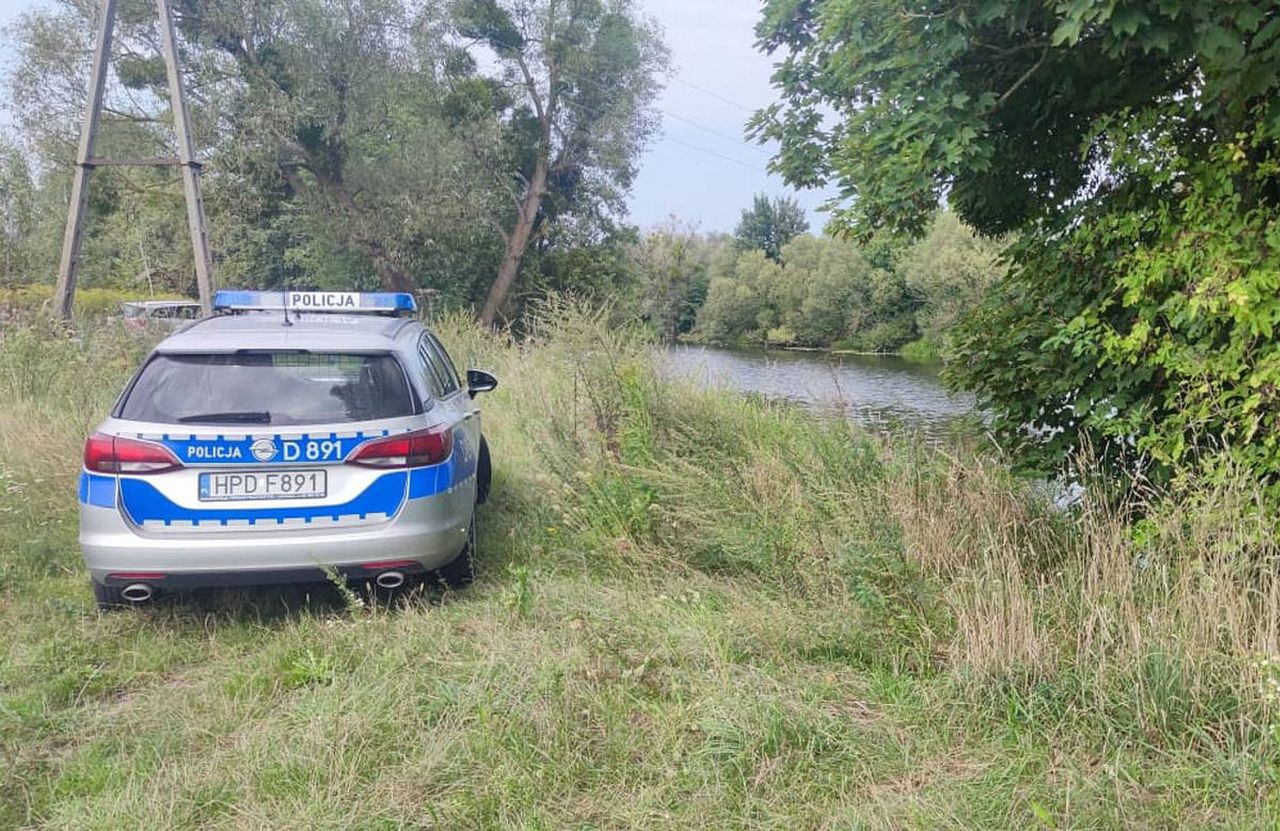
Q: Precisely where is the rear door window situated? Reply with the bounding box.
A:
[416,336,446,398]
[117,352,416,426]
[425,334,462,393]
[417,333,461,396]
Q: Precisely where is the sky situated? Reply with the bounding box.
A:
[624,0,839,232]
[0,0,838,233]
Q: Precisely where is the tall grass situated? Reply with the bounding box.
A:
[0,301,1276,827]
[0,285,186,321]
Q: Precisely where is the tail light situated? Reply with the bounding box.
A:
[84,432,183,475]
[347,427,453,468]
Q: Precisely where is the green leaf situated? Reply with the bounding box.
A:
[1196,25,1246,65]
[1109,7,1149,38]
[1052,17,1084,46]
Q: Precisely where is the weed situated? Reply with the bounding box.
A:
[504,563,535,618]
[319,563,366,614]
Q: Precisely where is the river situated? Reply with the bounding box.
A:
[663,344,977,440]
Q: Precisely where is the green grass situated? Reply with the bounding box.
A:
[898,337,941,364]
[1,302,1278,828]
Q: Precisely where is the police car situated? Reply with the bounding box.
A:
[80,291,497,608]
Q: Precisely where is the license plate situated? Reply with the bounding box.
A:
[198,470,327,502]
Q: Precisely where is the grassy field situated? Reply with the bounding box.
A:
[2,303,1278,828]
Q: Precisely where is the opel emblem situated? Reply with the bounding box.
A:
[250,438,277,462]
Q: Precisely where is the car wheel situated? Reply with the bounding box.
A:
[92,581,127,611]
[436,512,476,588]
[476,435,492,505]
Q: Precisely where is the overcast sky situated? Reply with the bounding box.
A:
[627,0,838,232]
[0,0,837,232]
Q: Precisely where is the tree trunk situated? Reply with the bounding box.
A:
[280,163,415,294]
[479,158,548,327]
[364,241,417,293]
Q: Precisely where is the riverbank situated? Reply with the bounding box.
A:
[2,305,1276,827]
[681,335,943,365]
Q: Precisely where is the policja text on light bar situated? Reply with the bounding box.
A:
[212,291,417,315]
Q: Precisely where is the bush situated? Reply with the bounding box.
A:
[693,236,917,349]
[0,284,187,319]
[899,213,1006,348]
[899,337,940,363]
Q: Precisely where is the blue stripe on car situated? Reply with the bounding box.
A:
[78,472,117,508]
[451,430,479,484]
[119,472,411,527]
[90,433,472,526]
[409,462,453,498]
[408,430,477,497]
[114,447,464,527]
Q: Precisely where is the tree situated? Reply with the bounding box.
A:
[693,235,910,350]
[174,0,501,295]
[631,221,721,342]
[755,1,1280,487]
[897,212,1005,352]
[445,0,668,326]
[5,0,519,299]
[0,137,36,285]
[733,193,808,261]
[695,248,778,345]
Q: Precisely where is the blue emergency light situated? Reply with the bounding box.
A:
[213,290,417,315]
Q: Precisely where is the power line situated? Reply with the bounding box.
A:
[673,76,759,114]
[522,72,770,171]
[457,36,770,172]
[570,83,766,169]
[550,64,771,157]
[659,108,770,156]
[471,34,770,159]
[656,133,761,171]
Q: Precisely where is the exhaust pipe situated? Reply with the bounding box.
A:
[374,570,406,590]
[120,583,154,603]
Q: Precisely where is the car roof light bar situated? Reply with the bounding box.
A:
[213,291,417,315]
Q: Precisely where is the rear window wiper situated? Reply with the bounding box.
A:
[176,411,272,424]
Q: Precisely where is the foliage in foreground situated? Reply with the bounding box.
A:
[755,0,1280,488]
[0,306,1277,827]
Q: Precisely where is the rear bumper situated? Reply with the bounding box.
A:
[97,561,430,590]
[80,482,473,586]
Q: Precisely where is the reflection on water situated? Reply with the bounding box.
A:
[662,344,977,440]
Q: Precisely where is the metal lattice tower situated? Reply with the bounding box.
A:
[53,0,214,319]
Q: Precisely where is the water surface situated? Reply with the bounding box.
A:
[663,344,977,440]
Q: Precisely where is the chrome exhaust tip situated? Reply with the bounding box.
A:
[120,583,154,603]
[374,570,406,590]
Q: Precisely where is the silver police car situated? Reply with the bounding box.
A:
[80,291,496,608]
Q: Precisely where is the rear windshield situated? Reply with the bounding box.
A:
[117,352,416,426]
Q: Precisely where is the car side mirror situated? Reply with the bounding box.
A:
[467,369,498,398]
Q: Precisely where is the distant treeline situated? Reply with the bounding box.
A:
[631,201,1005,360]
